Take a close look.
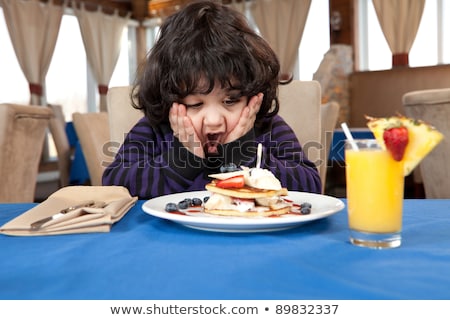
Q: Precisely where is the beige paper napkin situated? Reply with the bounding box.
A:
[0,186,138,236]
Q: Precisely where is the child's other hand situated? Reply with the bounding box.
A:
[169,103,205,158]
[225,93,262,143]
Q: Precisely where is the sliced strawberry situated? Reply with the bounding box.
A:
[215,175,245,189]
[383,126,409,161]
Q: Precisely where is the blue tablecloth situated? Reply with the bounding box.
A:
[0,199,449,300]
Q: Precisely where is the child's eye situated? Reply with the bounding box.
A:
[223,98,241,107]
[184,102,203,109]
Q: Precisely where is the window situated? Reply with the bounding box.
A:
[0,8,132,119]
[358,0,450,71]
[250,0,331,81]
[46,14,87,119]
[409,0,438,67]
[0,9,29,105]
[297,0,330,80]
[109,26,132,88]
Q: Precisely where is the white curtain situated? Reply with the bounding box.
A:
[372,0,425,67]
[250,0,311,79]
[0,0,64,105]
[73,3,130,112]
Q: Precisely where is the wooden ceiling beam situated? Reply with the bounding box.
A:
[66,0,135,18]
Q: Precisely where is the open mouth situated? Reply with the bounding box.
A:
[204,133,221,155]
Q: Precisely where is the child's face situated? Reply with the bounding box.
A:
[181,84,248,155]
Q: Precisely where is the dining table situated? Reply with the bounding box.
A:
[0,197,449,301]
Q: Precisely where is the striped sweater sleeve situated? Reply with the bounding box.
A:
[102,118,209,199]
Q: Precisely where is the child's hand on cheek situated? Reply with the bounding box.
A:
[225,93,263,143]
[169,103,205,158]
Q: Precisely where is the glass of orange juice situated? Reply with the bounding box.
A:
[345,139,404,249]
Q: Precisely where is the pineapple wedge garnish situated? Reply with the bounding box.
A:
[366,115,444,176]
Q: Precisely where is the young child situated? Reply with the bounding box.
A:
[102,1,321,199]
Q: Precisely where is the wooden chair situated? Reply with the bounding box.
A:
[106,86,143,146]
[0,104,53,202]
[48,104,71,187]
[278,80,328,191]
[35,104,72,201]
[319,101,340,193]
[72,112,112,186]
[403,88,450,198]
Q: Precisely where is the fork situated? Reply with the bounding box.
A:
[30,201,107,231]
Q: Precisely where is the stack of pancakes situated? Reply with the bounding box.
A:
[203,168,292,217]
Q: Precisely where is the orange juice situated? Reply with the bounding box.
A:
[346,146,404,234]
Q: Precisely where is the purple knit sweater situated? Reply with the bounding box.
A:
[102,115,321,199]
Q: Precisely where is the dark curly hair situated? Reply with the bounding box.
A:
[132,0,281,127]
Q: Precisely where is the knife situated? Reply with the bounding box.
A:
[30,200,96,231]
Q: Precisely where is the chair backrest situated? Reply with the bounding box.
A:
[403,88,450,198]
[320,101,340,193]
[0,103,53,202]
[48,104,71,187]
[278,80,324,189]
[107,86,143,146]
[72,112,112,186]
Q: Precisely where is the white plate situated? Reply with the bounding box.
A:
[142,191,345,233]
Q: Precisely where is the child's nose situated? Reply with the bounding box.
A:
[203,105,224,126]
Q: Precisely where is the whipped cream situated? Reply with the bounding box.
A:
[244,168,282,190]
[204,193,256,212]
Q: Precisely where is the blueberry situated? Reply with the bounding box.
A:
[177,200,189,210]
[183,198,193,206]
[300,207,311,215]
[220,163,239,173]
[165,202,178,212]
[203,196,210,203]
[301,202,312,209]
[192,198,202,206]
